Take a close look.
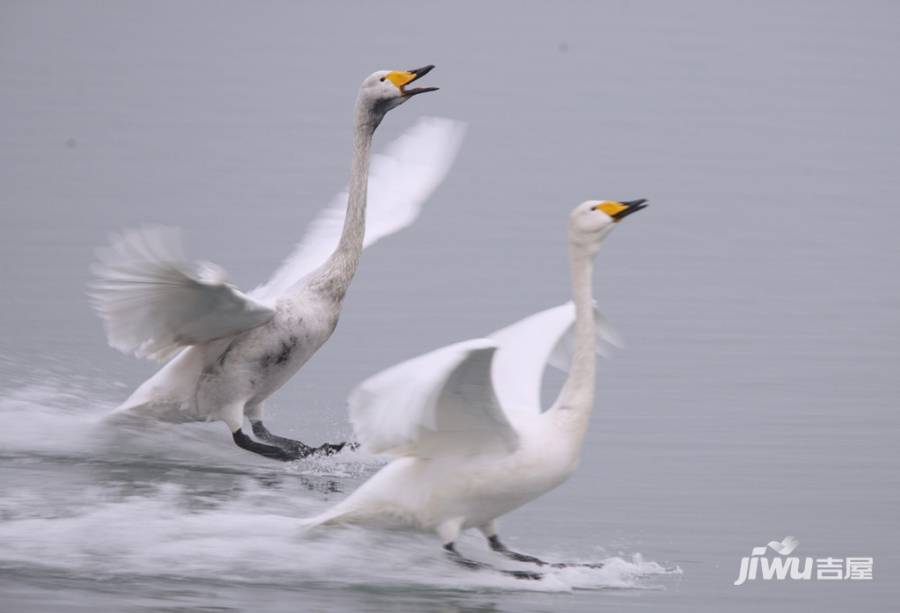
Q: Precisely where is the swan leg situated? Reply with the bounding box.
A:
[232,428,303,461]
[220,406,305,461]
[479,523,603,569]
[250,420,346,457]
[486,534,555,566]
[439,520,541,580]
[442,542,542,580]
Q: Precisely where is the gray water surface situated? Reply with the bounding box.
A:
[1,1,899,611]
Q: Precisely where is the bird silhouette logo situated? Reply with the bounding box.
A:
[766,536,799,556]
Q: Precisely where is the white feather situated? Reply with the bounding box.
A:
[307,199,642,548]
[90,117,465,363]
[348,302,618,459]
[251,116,466,302]
[491,301,622,415]
[349,339,516,458]
[89,226,274,361]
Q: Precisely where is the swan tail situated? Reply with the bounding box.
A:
[299,506,359,532]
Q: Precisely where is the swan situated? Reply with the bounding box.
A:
[303,198,648,577]
[90,66,465,461]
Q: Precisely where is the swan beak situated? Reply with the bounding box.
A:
[596,199,649,222]
[386,65,439,97]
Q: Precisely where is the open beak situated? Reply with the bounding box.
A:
[394,65,439,97]
[609,199,649,222]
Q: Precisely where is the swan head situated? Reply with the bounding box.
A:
[569,199,648,254]
[359,65,438,120]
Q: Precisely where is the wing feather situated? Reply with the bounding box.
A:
[490,302,622,414]
[347,303,621,457]
[348,339,517,458]
[90,226,274,361]
[252,116,466,302]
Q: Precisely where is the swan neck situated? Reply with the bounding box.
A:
[551,244,597,433]
[312,100,376,299]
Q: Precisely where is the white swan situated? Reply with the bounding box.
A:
[90,66,465,461]
[304,199,648,577]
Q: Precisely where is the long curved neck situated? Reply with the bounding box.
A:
[549,243,597,437]
[311,100,377,300]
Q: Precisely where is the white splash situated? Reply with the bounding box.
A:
[0,375,679,593]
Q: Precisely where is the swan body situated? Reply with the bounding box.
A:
[314,402,582,535]
[305,199,647,566]
[116,284,341,428]
[91,67,465,460]
[305,303,620,536]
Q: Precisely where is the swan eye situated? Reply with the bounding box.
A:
[380,77,385,82]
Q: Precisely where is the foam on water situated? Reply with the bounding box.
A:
[0,376,680,594]
[0,375,375,474]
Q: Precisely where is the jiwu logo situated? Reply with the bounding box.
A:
[734,537,873,586]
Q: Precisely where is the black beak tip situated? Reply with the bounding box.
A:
[612,198,649,221]
[404,86,439,97]
[410,64,435,78]
[403,66,437,96]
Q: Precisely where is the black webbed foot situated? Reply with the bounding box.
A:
[488,535,549,565]
[249,421,351,459]
[551,561,605,569]
[488,535,604,570]
[232,428,305,461]
[251,420,309,452]
[444,542,542,580]
[313,442,346,456]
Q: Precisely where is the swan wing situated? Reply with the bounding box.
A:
[348,339,517,458]
[489,302,623,414]
[90,226,274,361]
[252,116,466,302]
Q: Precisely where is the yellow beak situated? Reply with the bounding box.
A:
[386,71,417,88]
[385,65,438,96]
[593,199,649,221]
[595,202,629,217]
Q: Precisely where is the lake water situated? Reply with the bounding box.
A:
[1,1,898,611]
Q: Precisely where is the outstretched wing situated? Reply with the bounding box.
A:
[252,117,466,302]
[488,302,622,414]
[90,226,274,361]
[348,339,517,459]
[348,303,620,457]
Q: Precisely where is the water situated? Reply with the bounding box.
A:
[1,1,898,611]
